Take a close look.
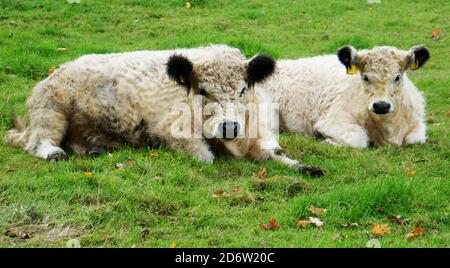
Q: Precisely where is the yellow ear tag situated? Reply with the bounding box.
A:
[346,64,358,75]
[410,60,419,70]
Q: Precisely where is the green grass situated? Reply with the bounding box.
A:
[0,0,449,248]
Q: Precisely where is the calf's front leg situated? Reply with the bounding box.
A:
[251,137,325,177]
[315,119,369,148]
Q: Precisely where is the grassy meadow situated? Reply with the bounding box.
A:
[0,0,449,247]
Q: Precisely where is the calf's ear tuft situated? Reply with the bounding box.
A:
[337,45,359,75]
[406,45,430,70]
[247,55,276,87]
[166,54,194,92]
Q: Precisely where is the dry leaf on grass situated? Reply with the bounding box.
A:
[185,2,191,9]
[257,167,268,180]
[169,242,177,248]
[57,47,70,52]
[296,219,311,228]
[405,168,416,177]
[48,66,57,75]
[371,223,391,236]
[261,218,280,230]
[296,217,324,228]
[308,205,327,216]
[309,217,324,227]
[431,28,441,40]
[405,227,425,240]
[83,171,93,177]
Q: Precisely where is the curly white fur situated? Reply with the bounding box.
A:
[260,46,429,148]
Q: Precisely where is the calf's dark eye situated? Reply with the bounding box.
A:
[394,75,401,83]
[363,75,369,83]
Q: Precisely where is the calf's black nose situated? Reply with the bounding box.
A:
[218,121,240,139]
[373,101,391,114]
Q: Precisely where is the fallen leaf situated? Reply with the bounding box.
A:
[261,218,280,230]
[57,47,69,53]
[169,242,177,248]
[296,219,311,228]
[149,151,159,159]
[405,228,425,240]
[308,205,327,216]
[371,223,391,237]
[115,163,125,170]
[431,28,441,40]
[185,2,191,9]
[257,167,268,180]
[405,168,416,177]
[405,232,416,240]
[308,217,324,227]
[125,159,134,166]
[412,227,425,235]
[48,66,57,75]
[83,171,93,177]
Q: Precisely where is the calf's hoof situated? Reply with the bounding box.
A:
[299,166,326,177]
[46,151,68,162]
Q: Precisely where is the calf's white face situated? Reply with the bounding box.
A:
[337,45,430,115]
[166,54,275,140]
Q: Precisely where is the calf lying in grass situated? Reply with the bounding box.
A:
[5,45,323,176]
[261,45,430,148]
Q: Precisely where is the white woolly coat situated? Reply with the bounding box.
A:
[261,54,427,147]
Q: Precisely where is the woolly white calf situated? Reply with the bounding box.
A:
[5,45,323,176]
[260,45,430,148]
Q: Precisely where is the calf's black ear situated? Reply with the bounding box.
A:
[166,54,194,93]
[246,55,276,87]
[406,45,430,70]
[337,45,359,74]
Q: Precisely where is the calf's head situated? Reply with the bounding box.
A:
[167,53,275,140]
[337,45,430,115]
